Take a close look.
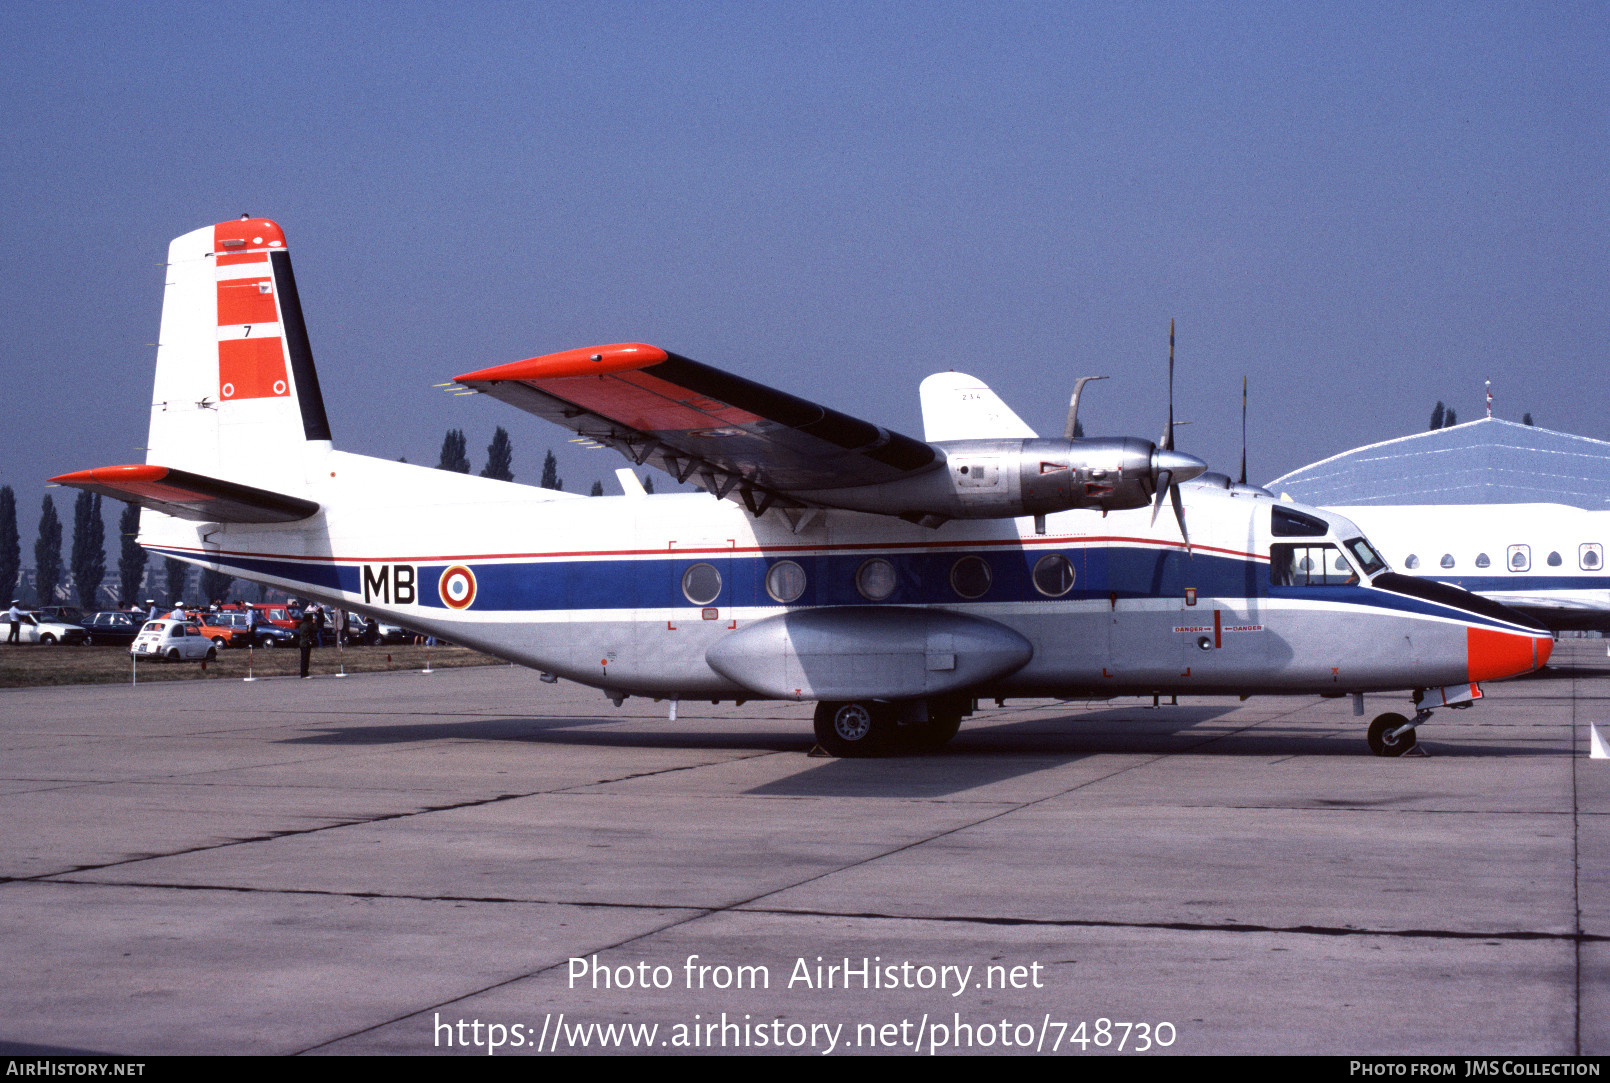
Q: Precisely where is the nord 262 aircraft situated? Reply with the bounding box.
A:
[54,219,1552,757]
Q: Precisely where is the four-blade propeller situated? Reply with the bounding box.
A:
[1146,319,1205,552]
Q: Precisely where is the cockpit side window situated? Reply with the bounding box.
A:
[1341,537,1386,575]
[1270,543,1359,587]
[1271,507,1329,537]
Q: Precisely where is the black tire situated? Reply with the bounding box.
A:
[903,710,963,753]
[813,701,893,757]
[166,648,180,663]
[261,638,276,649]
[1367,713,1417,757]
[83,635,93,646]
[211,636,226,648]
[40,634,56,646]
[205,647,217,662]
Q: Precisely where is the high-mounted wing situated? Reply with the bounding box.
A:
[51,464,320,524]
[455,344,939,513]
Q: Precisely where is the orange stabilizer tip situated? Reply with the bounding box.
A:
[214,219,287,253]
[1466,626,1542,682]
[456,343,669,384]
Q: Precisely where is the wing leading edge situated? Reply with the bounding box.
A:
[455,344,939,513]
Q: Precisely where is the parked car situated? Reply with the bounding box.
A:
[195,611,250,648]
[243,604,299,632]
[197,610,296,648]
[80,610,144,646]
[12,612,88,645]
[130,620,216,662]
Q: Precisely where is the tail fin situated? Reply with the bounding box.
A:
[148,218,332,494]
[918,371,1038,442]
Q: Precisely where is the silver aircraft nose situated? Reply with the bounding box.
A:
[1152,448,1208,485]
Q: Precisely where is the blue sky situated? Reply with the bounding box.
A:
[2,1,1605,560]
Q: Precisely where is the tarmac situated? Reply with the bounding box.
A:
[0,643,1604,1056]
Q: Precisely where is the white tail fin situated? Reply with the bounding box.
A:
[148,218,332,494]
[919,371,1038,442]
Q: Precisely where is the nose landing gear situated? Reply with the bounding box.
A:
[1367,711,1426,757]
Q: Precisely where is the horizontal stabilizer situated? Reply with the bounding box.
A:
[50,464,319,524]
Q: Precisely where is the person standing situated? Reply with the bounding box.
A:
[297,610,316,678]
[6,601,21,645]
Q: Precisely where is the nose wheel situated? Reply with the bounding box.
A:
[1367,712,1420,757]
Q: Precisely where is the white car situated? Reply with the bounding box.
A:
[130,619,217,662]
[11,612,87,646]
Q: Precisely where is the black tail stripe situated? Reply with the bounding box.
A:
[270,250,333,442]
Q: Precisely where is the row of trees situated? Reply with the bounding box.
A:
[1429,402,1535,430]
[431,427,651,496]
[0,487,160,607]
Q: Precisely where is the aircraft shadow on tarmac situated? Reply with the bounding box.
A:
[279,700,1566,799]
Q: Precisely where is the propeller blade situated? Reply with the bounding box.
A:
[1163,318,1175,451]
[1150,469,1172,527]
[1170,479,1191,554]
[1239,375,1248,486]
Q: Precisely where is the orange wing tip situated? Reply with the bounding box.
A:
[456,343,668,384]
[213,218,287,254]
[51,465,169,486]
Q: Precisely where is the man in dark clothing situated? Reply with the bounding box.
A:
[297,612,316,678]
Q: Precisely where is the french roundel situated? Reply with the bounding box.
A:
[439,565,477,609]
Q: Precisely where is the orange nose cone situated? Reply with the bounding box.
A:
[1467,626,1545,682]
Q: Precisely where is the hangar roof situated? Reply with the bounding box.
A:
[1268,418,1610,509]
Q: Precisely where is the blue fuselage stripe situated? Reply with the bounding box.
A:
[152,544,1531,632]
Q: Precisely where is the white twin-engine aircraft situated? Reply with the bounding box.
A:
[55,219,1552,758]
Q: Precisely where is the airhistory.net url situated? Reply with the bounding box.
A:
[433,1011,1177,1054]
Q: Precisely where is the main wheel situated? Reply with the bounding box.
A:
[1367,713,1417,757]
[204,647,217,662]
[902,711,963,753]
[40,634,56,646]
[813,701,892,757]
[261,638,276,649]
[212,636,226,648]
[166,648,180,663]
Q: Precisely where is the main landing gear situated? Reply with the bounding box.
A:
[812,698,968,758]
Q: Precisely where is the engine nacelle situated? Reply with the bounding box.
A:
[793,437,1206,522]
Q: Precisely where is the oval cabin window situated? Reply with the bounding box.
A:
[855,558,897,601]
[949,556,993,600]
[1032,554,1077,597]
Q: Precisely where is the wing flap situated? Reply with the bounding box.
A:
[50,464,319,524]
[456,343,938,498]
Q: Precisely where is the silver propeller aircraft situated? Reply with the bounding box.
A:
[55,219,1552,757]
